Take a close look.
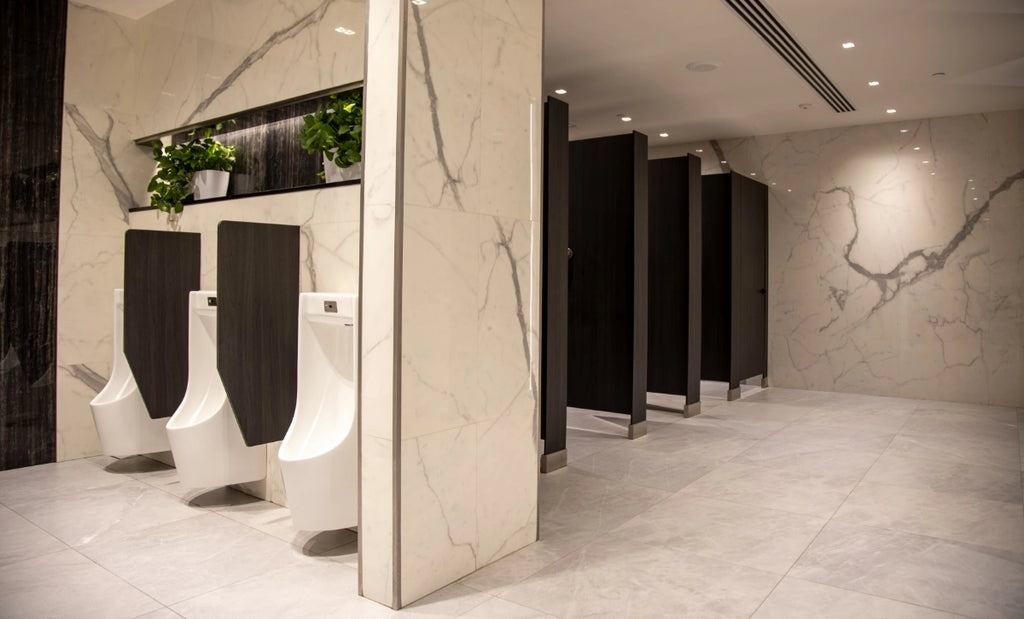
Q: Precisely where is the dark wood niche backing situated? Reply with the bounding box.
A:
[541,96,569,463]
[123,230,201,419]
[567,132,648,430]
[217,221,299,446]
[647,155,702,413]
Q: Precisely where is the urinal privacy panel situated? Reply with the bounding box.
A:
[217,221,299,446]
[123,230,201,419]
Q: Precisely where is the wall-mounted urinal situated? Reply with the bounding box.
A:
[279,293,358,531]
[166,291,266,488]
[90,289,171,457]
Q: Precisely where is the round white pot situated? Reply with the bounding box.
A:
[192,169,230,200]
[323,155,363,183]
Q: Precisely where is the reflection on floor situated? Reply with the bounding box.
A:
[1,387,1022,617]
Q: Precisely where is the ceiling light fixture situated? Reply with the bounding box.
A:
[619,115,632,122]
[913,146,920,151]
[842,42,856,49]
[334,26,355,35]
[695,149,703,153]
[886,108,897,114]
[922,160,929,164]
[900,129,909,133]
[787,189,792,192]
[554,88,567,95]
[659,132,669,138]
[720,160,727,164]
[412,0,427,5]
[868,81,880,86]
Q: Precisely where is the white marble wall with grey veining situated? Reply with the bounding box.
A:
[360,0,542,608]
[58,0,367,472]
[651,108,1024,407]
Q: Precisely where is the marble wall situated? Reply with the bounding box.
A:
[58,0,366,471]
[1,2,67,469]
[361,0,543,607]
[652,108,1024,407]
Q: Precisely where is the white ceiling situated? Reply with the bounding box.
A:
[543,0,1024,144]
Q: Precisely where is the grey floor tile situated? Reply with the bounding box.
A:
[679,462,859,517]
[568,442,719,493]
[752,577,960,618]
[712,400,816,423]
[401,582,493,617]
[78,512,301,606]
[731,440,881,479]
[539,468,670,532]
[612,494,827,573]
[170,558,366,618]
[766,423,897,453]
[461,597,557,618]
[798,405,915,432]
[791,520,1024,619]
[0,548,161,618]
[833,483,1024,555]
[864,453,1022,504]
[0,504,66,567]
[500,535,781,618]
[886,433,1020,470]
[901,410,1018,443]
[0,456,119,507]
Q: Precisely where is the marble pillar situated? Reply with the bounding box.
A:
[360,0,543,608]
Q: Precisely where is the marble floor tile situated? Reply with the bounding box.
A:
[461,596,558,618]
[752,577,960,618]
[500,536,780,618]
[0,548,161,618]
[0,504,66,567]
[538,468,670,532]
[679,462,859,517]
[675,411,790,440]
[740,387,839,408]
[798,405,915,432]
[886,432,1020,470]
[901,410,1019,443]
[731,440,881,479]
[765,423,897,453]
[833,483,1024,555]
[568,442,719,493]
[638,423,760,456]
[791,520,1024,619]
[9,480,200,547]
[710,400,816,423]
[564,427,625,463]
[77,512,301,605]
[134,609,185,619]
[169,558,366,619]
[864,453,1022,504]
[0,456,120,506]
[612,494,827,573]
[914,400,1019,421]
[401,582,494,617]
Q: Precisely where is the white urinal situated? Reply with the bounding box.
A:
[90,289,171,457]
[166,291,266,488]
[279,293,358,531]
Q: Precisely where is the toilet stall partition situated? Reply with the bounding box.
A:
[647,155,703,417]
[567,132,649,438]
[216,221,300,446]
[123,230,201,419]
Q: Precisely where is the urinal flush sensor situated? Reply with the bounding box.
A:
[207,296,217,307]
[324,300,337,313]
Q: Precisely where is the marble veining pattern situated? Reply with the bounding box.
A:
[652,109,1024,407]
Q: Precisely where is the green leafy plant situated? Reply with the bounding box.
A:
[148,123,237,216]
[298,88,363,179]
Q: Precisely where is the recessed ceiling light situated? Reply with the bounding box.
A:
[973,197,978,201]
[970,186,975,190]
[695,148,703,153]
[334,26,355,35]
[554,88,567,95]
[968,178,973,182]
[659,132,669,138]
[922,160,929,164]
[787,189,792,192]
[720,160,727,164]
[750,172,757,176]
[686,61,720,72]
[842,42,856,49]
[913,146,920,151]
[619,115,632,122]
[868,81,880,86]
[900,129,909,133]
[886,108,897,114]
[930,172,936,175]
[771,182,777,186]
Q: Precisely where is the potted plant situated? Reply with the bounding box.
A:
[298,88,363,182]
[148,124,237,224]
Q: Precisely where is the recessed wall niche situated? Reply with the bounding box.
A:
[132,84,363,208]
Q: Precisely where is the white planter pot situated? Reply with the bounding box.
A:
[192,170,230,200]
[323,155,363,183]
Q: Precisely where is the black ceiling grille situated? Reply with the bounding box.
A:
[724,0,856,113]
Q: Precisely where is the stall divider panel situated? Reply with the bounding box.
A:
[568,132,648,438]
[123,230,201,419]
[647,155,702,417]
[216,221,299,446]
[541,96,569,472]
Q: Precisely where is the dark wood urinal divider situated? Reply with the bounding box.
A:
[567,132,649,438]
[647,155,703,417]
[217,221,299,446]
[123,230,201,419]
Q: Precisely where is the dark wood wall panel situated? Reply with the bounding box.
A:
[0,1,66,470]
[541,97,569,459]
[647,155,702,409]
[123,230,201,419]
[568,133,647,427]
[217,221,299,446]
[701,174,731,382]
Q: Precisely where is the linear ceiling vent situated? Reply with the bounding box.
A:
[724,0,855,113]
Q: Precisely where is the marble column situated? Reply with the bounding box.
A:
[360,0,543,608]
